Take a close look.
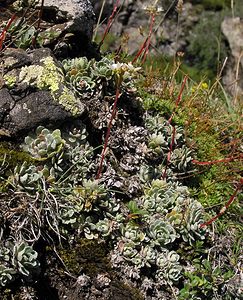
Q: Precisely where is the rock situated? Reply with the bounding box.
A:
[91,0,198,57]
[0,0,15,6]
[41,0,95,40]
[221,17,243,100]
[0,48,86,137]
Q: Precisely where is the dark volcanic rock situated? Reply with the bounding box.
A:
[8,90,73,134]
[41,0,95,40]
[0,48,85,138]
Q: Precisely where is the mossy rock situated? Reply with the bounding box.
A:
[59,239,110,277]
[58,239,144,300]
[110,281,144,300]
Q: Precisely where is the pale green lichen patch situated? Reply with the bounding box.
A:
[18,56,84,116]
[58,86,83,116]
[3,57,18,68]
[19,64,44,86]
[19,57,63,91]
[37,56,64,92]
[3,74,17,88]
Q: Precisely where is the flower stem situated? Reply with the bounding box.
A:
[192,154,243,166]
[96,83,121,179]
[98,0,120,50]
[132,12,156,64]
[168,75,188,124]
[0,14,16,51]
[200,178,242,227]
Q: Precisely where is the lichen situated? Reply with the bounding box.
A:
[37,56,64,92]
[58,86,83,116]
[3,74,17,88]
[3,57,18,68]
[19,64,43,86]
[18,56,83,116]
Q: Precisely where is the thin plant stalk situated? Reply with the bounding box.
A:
[141,13,156,64]
[231,0,234,18]
[162,75,188,179]
[132,38,148,64]
[98,0,120,50]
[233,51,243,107]
[93,0,106,42]
[0,14,16,51]
[96,82,121,179]
[200,178,242,228]
[192,154,243,166]
[154,0,177,34]
[168,75,188,124]
[132,12,156,64]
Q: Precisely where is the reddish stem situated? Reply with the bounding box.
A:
[200,179,243,227]
[192,154,243,166]
[0,14,16,51]
[132,13,155,64]
[132,38,148,64]
[162,76,188,179]
[99,0,120,49]
[168,75,188,124]
[96,86,120,179]
[162,126,176,179]
[141,13,155,64]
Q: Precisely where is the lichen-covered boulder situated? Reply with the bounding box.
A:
[41,0,95,40]
[0,48,85,137]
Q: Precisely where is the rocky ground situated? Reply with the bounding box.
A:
[0,1,242,300]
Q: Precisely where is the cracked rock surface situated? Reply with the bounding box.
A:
[0,48,86,137]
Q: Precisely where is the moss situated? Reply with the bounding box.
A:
[19,56,83,116]
[0,143,35,191]
[59,239,110,277]
[58,239,144,300]
[0,143,34,167]
[110,281,144,300]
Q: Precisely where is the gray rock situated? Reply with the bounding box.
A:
[221,17,243,99]
[41,0,95,39]
[0,48,86,137]
[92,1,198,56]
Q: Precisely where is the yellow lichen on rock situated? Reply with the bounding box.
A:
[18,56,84,116]
[58,86,82,116]
[19,64,43,86]
[3,74,17,88]
[19,56,63,91]
[37,56,64,92]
